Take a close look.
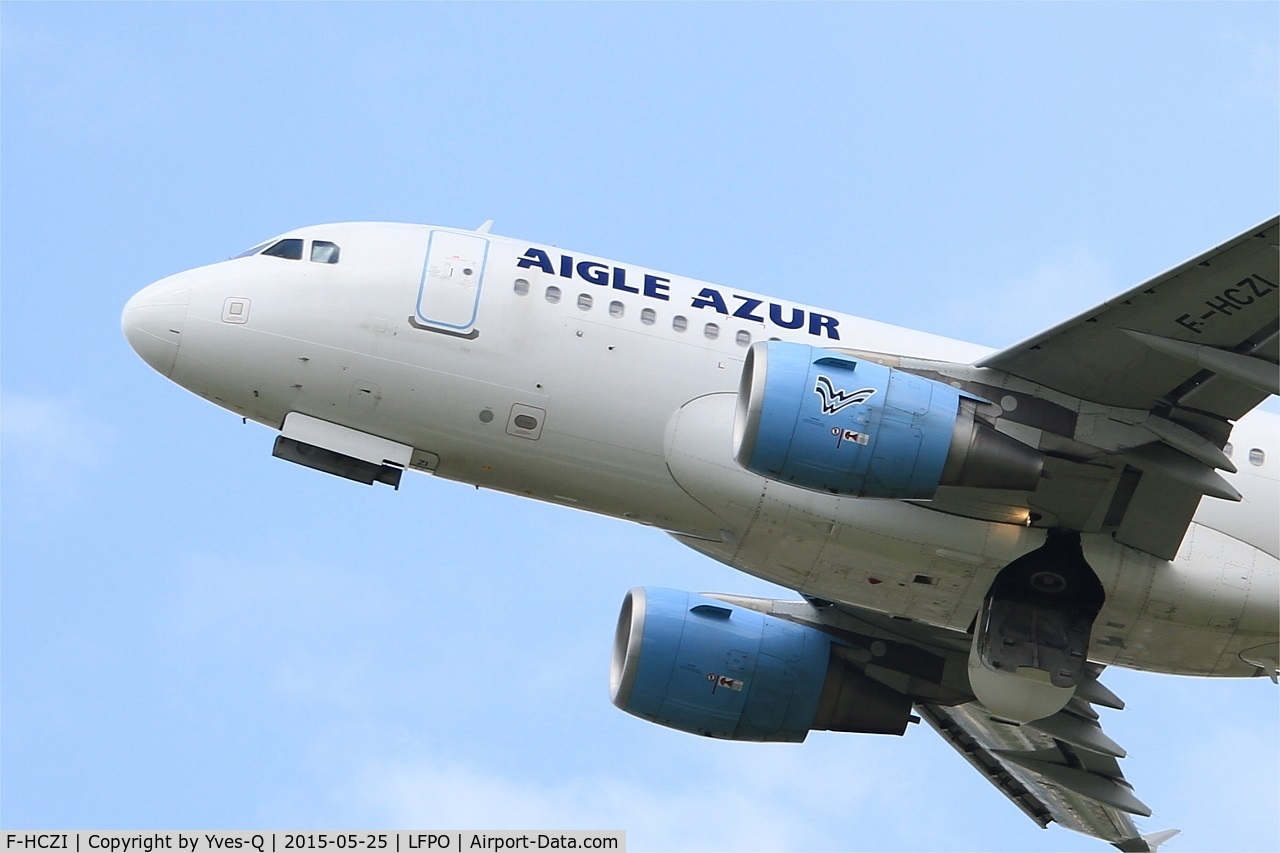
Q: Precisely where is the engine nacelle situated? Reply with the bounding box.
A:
[733,341,1044,499]
[610,587,912,742]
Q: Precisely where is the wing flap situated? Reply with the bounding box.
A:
[920,670,1174,850]
[782,599,1178,849]
[918,701,1055,829]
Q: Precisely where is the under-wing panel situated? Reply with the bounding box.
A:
[727,595,1179,849]
[961,218,1279,558]
[919,679,1177,851]
[975,217,1278,420]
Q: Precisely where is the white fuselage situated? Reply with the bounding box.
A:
[124,222,1279,679]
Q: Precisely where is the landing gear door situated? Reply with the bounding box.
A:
[415,230,489,337]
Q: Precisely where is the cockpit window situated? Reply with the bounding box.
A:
[310,241,340,264]
[234,241,270,259]
[262,238,304,260]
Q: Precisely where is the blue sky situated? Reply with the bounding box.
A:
[2,3,1277,851]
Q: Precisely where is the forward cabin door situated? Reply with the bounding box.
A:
[413,229,489,338]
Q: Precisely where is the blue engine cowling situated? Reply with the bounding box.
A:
[733,341,1043,499]
[609,587,912,741]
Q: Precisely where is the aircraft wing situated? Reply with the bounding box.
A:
[918,678,1178,852]
[969,217,1278,559]
[772,598,1179,850]
[975,216,1278,419]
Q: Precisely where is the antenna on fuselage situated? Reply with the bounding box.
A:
[475,220,494,234]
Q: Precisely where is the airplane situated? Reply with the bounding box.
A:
[122,216,1279,850]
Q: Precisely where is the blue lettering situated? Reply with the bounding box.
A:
[515,249,839,340]
[769,303,806,329]
[731,295,764,322]
[516,248,554,275]
[577,261,610,286]
[612,267,637,293]
[644,274,671,301]
[809,313,841,340]
[690,287,729,314]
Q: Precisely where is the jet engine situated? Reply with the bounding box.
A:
[733,341,1044,499]
[610,587,912,741]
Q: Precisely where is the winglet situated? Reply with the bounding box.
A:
[1252,657,1279,684]
[1239,644,1279,683]
[1113,828,1180,852]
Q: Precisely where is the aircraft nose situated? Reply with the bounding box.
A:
[122,278,190,378]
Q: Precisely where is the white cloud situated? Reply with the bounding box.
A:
[343,747,883,852]
[2,392,109,460]
[941,248,1118,349]
[1,391,117,513]
[156,550,413,711]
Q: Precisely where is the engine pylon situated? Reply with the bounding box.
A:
[968,529,1106,723]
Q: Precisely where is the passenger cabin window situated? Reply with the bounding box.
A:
[1249,448,1266,467]
[263,238,304,260]
[310,241,340,264]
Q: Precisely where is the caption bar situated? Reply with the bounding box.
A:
[3,834,624,853]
